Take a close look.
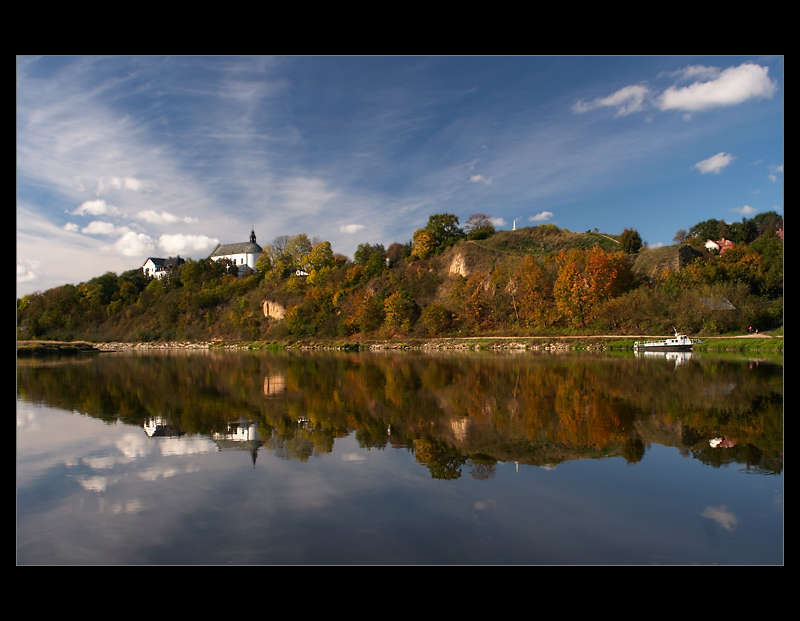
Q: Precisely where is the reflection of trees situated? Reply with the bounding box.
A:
[17,350,783,475]
[413,439,465,480]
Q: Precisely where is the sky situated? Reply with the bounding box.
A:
[16,55,783,297]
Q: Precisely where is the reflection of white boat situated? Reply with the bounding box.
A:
[634,350,694,366]
[634,328,702,352]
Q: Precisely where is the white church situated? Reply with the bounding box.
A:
[209,228,263,275]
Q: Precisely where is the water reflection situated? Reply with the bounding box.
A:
[16,350,783,565]
[17,350,783,477]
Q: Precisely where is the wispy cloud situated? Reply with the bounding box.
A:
[572,84,651,117]
[138,210,199,225]
[529,211,554,222]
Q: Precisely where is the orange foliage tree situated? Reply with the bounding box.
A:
[553,247,635,328]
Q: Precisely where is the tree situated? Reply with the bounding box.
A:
[688,219,726,243]
[619,228,643,254]
[464,213,495,240]
[419,302,455,335]
[513,255,556,329]
[412,213,464,258]
[354,243,385,266]
[553,247,636,328]
[383,290,418,333]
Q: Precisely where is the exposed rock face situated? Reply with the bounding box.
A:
[262,300,286,320]
[449,253,469,277]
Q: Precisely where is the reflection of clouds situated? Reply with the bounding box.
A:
[83,455,119,470]
[79,475,122,492]
[158,436,218,456]
[117,433,152,460]
[110,499,145,514]
[342,453,366,462]
[139,467,180,481]
[17,406,39,431]
[474,500,496,511]
[702,505,738,531]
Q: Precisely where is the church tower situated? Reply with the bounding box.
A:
[250,228,257,244]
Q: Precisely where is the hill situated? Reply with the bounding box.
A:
[16,220,784,344]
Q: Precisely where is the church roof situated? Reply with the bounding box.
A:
[209,229,263,257]
[210,241,263,256]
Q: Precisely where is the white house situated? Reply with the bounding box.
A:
[209,229,263,274]
[142,256,185,279]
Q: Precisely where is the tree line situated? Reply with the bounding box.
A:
[17,211,783,343]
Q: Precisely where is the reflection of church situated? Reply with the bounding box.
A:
[212,420,264,466]
[144,416,263,466]
[144,416,185,438]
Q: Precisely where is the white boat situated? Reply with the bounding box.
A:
[633,328,702,352]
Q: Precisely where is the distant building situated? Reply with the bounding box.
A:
[705,238,735,254]
[142,256,185,279]
[209,229,263,275]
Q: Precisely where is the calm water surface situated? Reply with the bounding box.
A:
[16,349,783,565]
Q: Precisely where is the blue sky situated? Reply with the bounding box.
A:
[16,56,783,297]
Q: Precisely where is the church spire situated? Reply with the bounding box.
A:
[250,227,256,244]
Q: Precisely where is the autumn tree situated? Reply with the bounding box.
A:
[553,247,636,328]
[512,255,557,329]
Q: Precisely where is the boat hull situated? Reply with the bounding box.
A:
[634,344,694,352]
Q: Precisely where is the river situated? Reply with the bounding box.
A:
[16,349,783,565]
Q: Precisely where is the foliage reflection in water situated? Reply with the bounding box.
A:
[16,349,783,565]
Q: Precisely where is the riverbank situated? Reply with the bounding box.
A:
[17,332,783,355]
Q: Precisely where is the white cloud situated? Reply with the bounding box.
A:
[731,205,757,215]
[63,222,79,232]
[658,63,777,113]
[693,152,736,175]
[138,210,199,225]
[572,84,651,117]
[17,260,39,283]
[529,211,554,222]
[339,224,365,234]
[115,231,156,257]
[491,217,507,227]
[158,233,220,255]
[71,199,125,217]
[574,63,777,119]
[82,221,126,236]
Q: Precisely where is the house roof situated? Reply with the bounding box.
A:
[143,256,185,269]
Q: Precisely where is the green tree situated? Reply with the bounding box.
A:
[412,213,464,258]
[383,290,418,333]
[619,228,643,254]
